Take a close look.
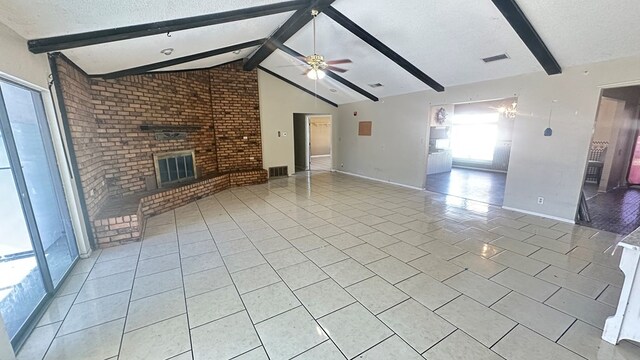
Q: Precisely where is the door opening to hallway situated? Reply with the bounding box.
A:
[578,85,640,235]
[293,113,332,172]
[309,115,332,171]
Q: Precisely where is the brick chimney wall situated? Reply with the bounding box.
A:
[55,58,108,218]
[54,56,264,215]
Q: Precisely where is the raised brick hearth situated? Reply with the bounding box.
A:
[92,169,267,247]
[54,55,268,247]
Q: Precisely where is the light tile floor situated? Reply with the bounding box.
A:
[17,172,640,360]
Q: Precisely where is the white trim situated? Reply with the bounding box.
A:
[0,72,92,257]
[0,70,48,92]
[501,206,575,224]
[598,79,640,89]
[334,170,424,191]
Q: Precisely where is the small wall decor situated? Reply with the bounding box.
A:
[544,100,558,137]
[430,105,453,127]
[358,121,372,136]
[435,107,447,125]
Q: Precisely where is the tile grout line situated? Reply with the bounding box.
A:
[194,198,273,360]
[239,183,476,358]
[38,249,117,359]
[173,208,199,360]
[115,240,144,358]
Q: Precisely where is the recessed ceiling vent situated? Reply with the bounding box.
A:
[368,83,384,88]
[482,53,510,63]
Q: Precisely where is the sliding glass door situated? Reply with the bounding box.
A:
[0,78,78,346]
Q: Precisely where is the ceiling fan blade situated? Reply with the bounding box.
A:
[326,66,348,73]
[326,59,352,65]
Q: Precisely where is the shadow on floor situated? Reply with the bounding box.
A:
[578,186,640,235]
[425,167,507,206]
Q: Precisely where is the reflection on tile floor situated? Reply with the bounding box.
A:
[310,155,331,171]
[425,167,507,206]
[18,172,640,360]
[579,187,640,236]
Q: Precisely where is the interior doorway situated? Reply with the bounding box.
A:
[424,99,514,206]
[293,113,332,172]
[578,85,640,235]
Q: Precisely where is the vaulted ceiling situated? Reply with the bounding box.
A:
[1,0,639,105]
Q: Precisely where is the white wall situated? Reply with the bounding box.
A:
[0,22,91,255]
[310,115,332,156]
[336,92,430,187]
[258,70,339,175]
[598,98,628,191]
[335,56,640,221]
[593,97,620,143]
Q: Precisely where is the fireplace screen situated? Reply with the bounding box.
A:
[154,150,196,187]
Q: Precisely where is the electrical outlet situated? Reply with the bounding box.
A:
[537,197,544,205]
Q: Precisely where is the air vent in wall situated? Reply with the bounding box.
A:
[482,53,510,63]
[269,166,288,178]
[368,83,384,88]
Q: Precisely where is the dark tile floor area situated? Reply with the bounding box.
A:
[578,186,640,235]
[425,167,507,206]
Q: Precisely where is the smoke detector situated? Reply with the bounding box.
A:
[160,48,174,56]
[368,83,384,88]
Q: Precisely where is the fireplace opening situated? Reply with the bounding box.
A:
[154,150,196,187]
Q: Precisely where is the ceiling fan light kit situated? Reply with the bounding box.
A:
[307,68,326,79]
[299,8,352,81]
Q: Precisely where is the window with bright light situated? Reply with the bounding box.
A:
[450,112,499,162]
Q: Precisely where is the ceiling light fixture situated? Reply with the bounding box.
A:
[160,48,174,56]
[306,68,326,80]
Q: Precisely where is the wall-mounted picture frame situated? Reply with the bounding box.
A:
[358,121,372,136]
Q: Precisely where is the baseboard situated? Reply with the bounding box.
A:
[334,170,424,191]
[452,165,507,174]
[501,206,575,224]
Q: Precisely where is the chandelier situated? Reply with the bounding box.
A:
[499,101,518,119]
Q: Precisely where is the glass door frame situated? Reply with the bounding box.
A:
[0,77,79,349]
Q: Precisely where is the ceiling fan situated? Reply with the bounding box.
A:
[300,9,352,80]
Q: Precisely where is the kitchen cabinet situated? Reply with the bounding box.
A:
[427,151,453,175]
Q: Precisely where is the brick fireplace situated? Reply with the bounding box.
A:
[54,55,267,247]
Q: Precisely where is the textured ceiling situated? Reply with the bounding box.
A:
[0,0,287,38]
[1,0,639,104]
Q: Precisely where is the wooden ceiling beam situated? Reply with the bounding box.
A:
[277,44,379,102]
[28,1,306,53]
[243,0,335,71]
[323,6,445,92]
[491,0,561,75]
